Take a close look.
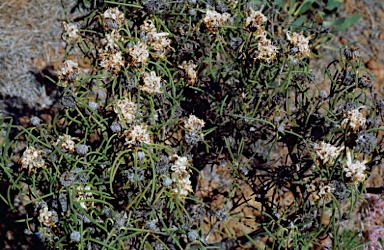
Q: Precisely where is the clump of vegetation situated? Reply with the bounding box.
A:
[1,0,382,249]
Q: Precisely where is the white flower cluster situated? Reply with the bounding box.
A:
[57,60,79,84]
[179,60,198,85]
[100,51,124,73]
[306,181,334,203]
[318,182,335,198]
[169,153,193,199]
[102,7,125,30]
[114,99,137,124]
[100,30,121,53]
[61,22,79,45]
[313,141,344,165]
[243,8,277,63]
[245,8,267,31]
[150,32,172,58]
[254,31,278,63]
[184,114,205,132]
[55,134,77,152]
[343,148,367,184]
[341,107,366,131]
[140,20,157,40]
[97,7,126,72]
[74,186,94,210]
[141,71,163,94]
[38,204,58,227]
[203,9,231,32]
[170,154,190,175]
[128,41,150,66]
[286,32,311,58]
[140,21,171,58]
[20,146,45,174]
[227,0,238,8]
[124,124,152,145]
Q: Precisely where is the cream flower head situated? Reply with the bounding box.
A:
[128,41,149,66]
[184,114,205,132]
[286,32,312,58]
[20,146,45,175]
[343,148,368,184]
[124,124,152,145]
[313,141,344,165]
[103,7,125,30]
[141,71,163,94]
[55,134,78,153]
[203,9,231,32]
[114,99,137,124]
[341,106,366,132]
[254,31,278,63]
[61,22,79,45]
[245,8,267,31]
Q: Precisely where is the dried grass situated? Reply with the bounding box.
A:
[0,0,78,113]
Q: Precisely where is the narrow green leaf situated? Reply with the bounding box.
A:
[332,14,361,33]
[291,16,307,29]
[294,0,315,16]
[326,0,342,11]
[324,17,346,27]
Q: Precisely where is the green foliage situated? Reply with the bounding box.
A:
[326,14,361,33]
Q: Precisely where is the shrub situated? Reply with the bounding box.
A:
[0,0,381,249]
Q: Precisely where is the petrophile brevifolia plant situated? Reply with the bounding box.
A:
[1,0,382,249]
